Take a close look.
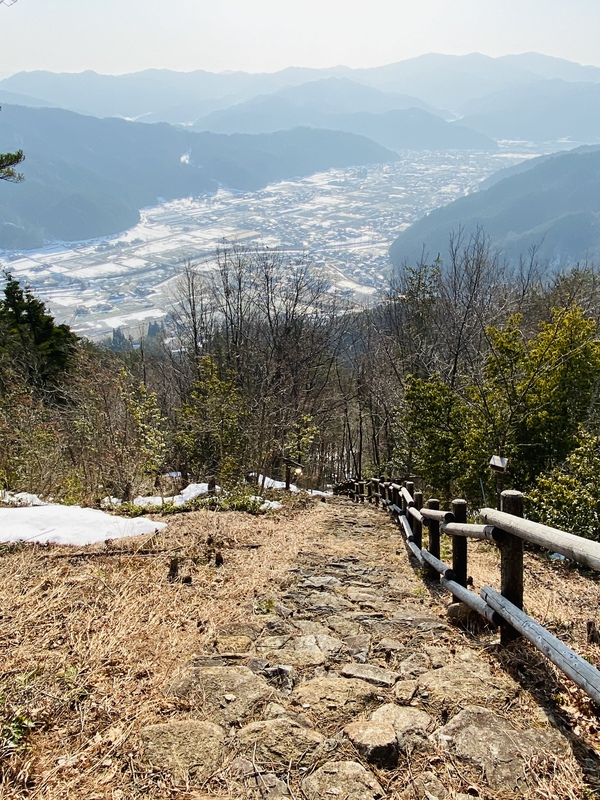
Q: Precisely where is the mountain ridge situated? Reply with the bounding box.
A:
[389,147,600,269]
[0,104,398,249]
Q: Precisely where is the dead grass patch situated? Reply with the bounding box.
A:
[0,506,311,799]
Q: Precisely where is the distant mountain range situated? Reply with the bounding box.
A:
[459,79,600,143]
[3,52,600,253]
[192,78,495,151]
[0,104,397,249]
[2,52,600,130]
[389,146,600,269]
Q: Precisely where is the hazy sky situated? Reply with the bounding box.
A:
[1,0,599,77]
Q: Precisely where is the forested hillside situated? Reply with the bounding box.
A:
[0,104,397,248]
[390,147,600,268]
[3,236,600,540]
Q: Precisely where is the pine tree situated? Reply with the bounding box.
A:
[0,149,24,182]
[0,273,78,395]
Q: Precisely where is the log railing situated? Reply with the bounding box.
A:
[334,478,600,706]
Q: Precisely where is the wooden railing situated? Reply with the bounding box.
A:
[334,478,600,706]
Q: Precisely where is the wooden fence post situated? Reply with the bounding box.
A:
[413,490,423,549]
[500,489,524,644]
[427,498,440,580]
[367,480,373,504]
[391,484,398,517]
[451,499,468,597]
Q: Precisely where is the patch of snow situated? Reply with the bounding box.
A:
[253,474,300,492]
[0,505,166,546]
[133,482,221,509]
[248,495,282,511]
[101,496,122,509]
[261,499,283,511]
[2,491,47,506]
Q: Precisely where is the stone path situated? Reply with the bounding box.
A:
[138,498,585,799]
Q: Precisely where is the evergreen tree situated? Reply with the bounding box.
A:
[0,149,24,183]
[0,273,78,395]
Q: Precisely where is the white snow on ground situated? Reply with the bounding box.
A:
[0,505,166,546]
[0,477,328,546]
[261,500,283,510]
[255,474,300,492]
[2,491,47,506]
[132,482,221,509]
[249,495,283,511]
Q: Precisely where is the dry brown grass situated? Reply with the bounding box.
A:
[429,536,600,794]
[3,498,600,799]
[0,506,311,799]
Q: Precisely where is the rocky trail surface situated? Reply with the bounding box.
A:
[138,498,591,799]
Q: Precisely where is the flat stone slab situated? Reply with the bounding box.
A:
[290,619,332,636]
[431,705,571,789]
[400,771,448,800]
[302,760,385,800]
[391,607,441,626]
[346,588,381,604]
[256,635,293,652]
[292,677,377,722]
[327,615,362,637]
[236,716,326,766]
[344,720,398,767]
[139,720,225,782]
[398,652,430,678]
[305,591,353,611]
[375,637,405,653]
[387,577,416,597]
[341,662,399,688]
[170,665,272,725]
[345,633,371,662]
[417,650,519,709]
[394,679,418,703]
[370,703,432,736]
[217,634,253,653]
[264,648,326,667]
[301,576,342,589]
[295,633,345,656]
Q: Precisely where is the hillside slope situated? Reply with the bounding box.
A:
[0,104,397,249]
[195,99,495,151]
[389,147,600,268]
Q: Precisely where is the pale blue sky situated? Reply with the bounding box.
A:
[1,0,599,76]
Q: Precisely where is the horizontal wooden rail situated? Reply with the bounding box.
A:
[407,539,424,565]
[408,505,424,524]
[400,486,415,507]
[482,586,600,705]
[443,577,498,624]
[399,514,413,540]
[480,507,600,571]
[421,550,497,624]
[421,508,455,523]
[442,522,503,542]
[421,549,454,580]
